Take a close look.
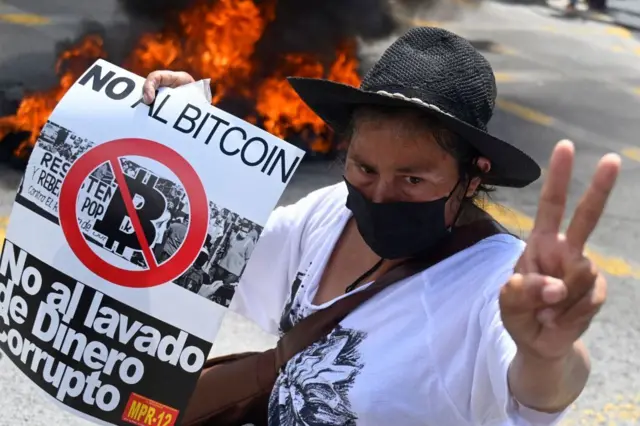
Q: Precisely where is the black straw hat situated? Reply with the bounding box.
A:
[287,26,541,188]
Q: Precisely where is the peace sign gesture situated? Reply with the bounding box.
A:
[499,140,621,361]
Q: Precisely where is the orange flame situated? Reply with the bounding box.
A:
[0,0,361,159]
[125,0,272,103]
[256,43,361,153]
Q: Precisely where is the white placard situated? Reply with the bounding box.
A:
[0,59,304,426]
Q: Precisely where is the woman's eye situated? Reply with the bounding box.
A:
[359,164,375,174]
[405,176,423,185]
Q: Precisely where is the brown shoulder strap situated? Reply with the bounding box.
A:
[273,219,508,371]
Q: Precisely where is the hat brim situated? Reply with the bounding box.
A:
[287,77,541,188]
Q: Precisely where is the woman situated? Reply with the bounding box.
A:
[143,27,620,425]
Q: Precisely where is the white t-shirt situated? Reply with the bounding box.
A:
[230,182,567,426]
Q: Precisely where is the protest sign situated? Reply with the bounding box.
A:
[0,59,305,425]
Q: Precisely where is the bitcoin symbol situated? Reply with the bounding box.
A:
[93,164,166,258]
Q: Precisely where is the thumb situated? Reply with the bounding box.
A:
[142,71,162,105]
[499,273,567,314]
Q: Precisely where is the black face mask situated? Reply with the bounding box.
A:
[344,177,459,260]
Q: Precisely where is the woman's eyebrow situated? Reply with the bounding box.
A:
[348,152,372,167]
[396,163,434,173]
[350,153,435,173]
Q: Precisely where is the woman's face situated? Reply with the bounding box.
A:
[344,112,489,227]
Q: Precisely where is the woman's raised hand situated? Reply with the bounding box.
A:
[499,140,621,360]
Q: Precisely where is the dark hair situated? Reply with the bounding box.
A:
[340,105,495,207]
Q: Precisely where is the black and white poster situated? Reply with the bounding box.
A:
[0,59,304,425]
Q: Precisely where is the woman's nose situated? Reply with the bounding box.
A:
[369,179,397,204]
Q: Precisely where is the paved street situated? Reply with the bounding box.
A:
[0,0,640,425]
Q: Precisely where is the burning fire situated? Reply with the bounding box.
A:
[0,0,361,160]
[256,45,360,153]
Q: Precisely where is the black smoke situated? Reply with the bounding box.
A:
[116,0,398,41]
[256,0,397,56]
[116,0,201,20]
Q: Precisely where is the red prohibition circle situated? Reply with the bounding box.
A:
[59,138,209,288]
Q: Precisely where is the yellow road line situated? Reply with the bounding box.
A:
[540,25,603,35]
[496,99,556,127]
[540,23,634,48]
[494,72,562,84]
[488,43,518,56]
[485,202,640,279]
[0,13,50,25]
[605,25,632,39]
[483,202,534,237]
[540,25,559,33]
[493,71,535,83]
[409,18,444,28]
[621,147,640,162]
[494,72,517,83]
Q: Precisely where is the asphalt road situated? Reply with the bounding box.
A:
[1,0,640,425]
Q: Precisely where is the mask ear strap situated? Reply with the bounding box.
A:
[447,178,472,230]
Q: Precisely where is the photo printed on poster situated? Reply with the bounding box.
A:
[17,120,264,308]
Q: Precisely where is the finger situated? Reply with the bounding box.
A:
[142,71,163,104]
[555,273,606,328]
[556,257,598,312]
[500,273,567,313]
[532,140,574,236]
[143,70,195,104]
[565,153,621,252]
[514,244,540,274]
[539,257,597,327]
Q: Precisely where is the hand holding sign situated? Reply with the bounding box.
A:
[142,71,196,104]
[500,140,621,360]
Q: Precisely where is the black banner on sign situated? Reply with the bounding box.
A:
[0,240,211,426]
